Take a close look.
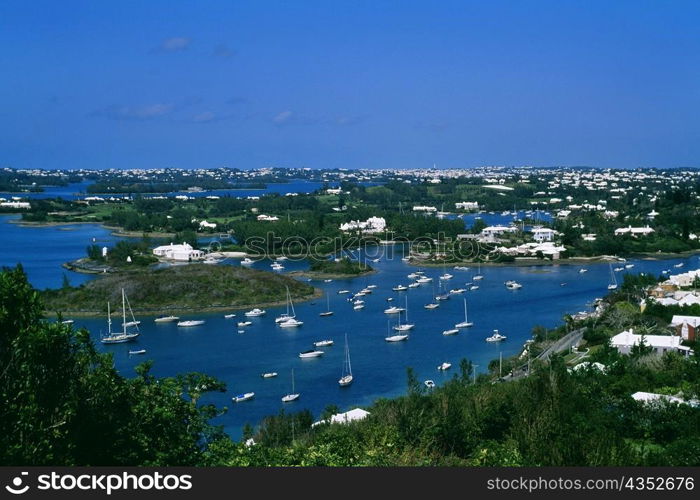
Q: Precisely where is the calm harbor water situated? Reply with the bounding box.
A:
[0,179,363,201]
[1,214,697,440]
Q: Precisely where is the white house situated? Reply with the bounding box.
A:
[0,201,31,209]
[326,188,343,195]
[531,227,558,242]
[412,205,437,212]
[614,225,655,237]
[339,216,387,234]
[198,220,217,229]
[256,214,279,222]
[152,243,205,261]
[455,201,479,211]
[610,329,692,357]
[311,408,370,427]
[480,225,518,241]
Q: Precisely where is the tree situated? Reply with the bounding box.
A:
[0,265,230,466]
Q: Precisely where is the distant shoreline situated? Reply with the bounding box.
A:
[42,288,324,318]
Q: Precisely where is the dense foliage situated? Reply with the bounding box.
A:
[40,264,316,314]
[0,266,229,465]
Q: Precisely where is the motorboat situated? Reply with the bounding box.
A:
[337,290,350,294]
[442,328,459,336]
[233,392,255,403]
[424,303,439,309]
[439,273,453,280]
[279,318,304,328]
[224,313,236,319]
[241,258,255,265]
[384,306,405,314]
[674,263,684,268]
[437,362,452,371]
[353,304,365,310]
[578,269,588,274]
[299,349,324,358]
[504,280,523,290]
[60,319,74,325]
[314,339,334,347]
[261,372,278,378]
[392,285,408,291]
[449,288,466,294]
[408,282,420,288]
[177,320,206,327]
[613,267,624,272]
[416,276,433,283]
[122,320,141,328]
[624,264,634,269]
[366,284,377,289]
[453,266,470,271]
[485,330,507,342]
[237,321,252,327]
[244,308,266,317]
[469,285,479,291]
[154,315,180,323]
[424,380,435,388]
[129,349,146,355]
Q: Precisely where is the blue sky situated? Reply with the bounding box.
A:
[1,0,699,170]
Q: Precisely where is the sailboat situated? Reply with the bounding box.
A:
[455,298,474,328]
[385,318,408,342]
[101,290,140,344]
[338,333,353,387]
[435,280,450,301]
[607,263,618,290]
[473,262,484,281]
[393,296,414,331]
[319,292,334,317]
[276,287,296,323]
[281,369,300,402]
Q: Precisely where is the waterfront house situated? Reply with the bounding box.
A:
[610,329,692,357]
[152,243,205,261]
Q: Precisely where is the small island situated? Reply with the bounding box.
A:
[41,264,318,316]
[287,257,375,279]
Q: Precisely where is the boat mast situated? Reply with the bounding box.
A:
[121,288,126,335]
[107,302,112,336]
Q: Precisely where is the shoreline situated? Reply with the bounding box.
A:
[43,287,324,318]
[287,268,377,280]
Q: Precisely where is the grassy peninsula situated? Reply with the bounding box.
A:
[41,264,317,316]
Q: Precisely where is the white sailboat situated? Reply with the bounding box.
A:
[607,263,618,290]
[101,289,140,344]
[276,287,296,323]
[393,296,415,331]
[281,369,300,402]
[485,329,507,342]
[320,292,334,317]
[338,333,353,387]
[455,298,474,328]
[473,263,484,281]
[385,319,408,342]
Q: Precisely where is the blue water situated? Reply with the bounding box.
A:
[2,214,697,440]
[0,180,376,201]
[0,215,123,289]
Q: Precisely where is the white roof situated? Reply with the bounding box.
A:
[611,329,689,350]
[631,391,698,407]
[671,315,700,327]
[312,408,370,427]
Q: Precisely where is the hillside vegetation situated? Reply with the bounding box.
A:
[41,264,316,315]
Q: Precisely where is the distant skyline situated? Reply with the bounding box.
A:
[1,0,699,170]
